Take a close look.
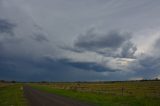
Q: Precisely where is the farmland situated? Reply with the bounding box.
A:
[0,83,27,106]
[0,80,160,106]
[31,80,160,106]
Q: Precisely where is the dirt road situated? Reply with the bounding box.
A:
[23,86,91,106]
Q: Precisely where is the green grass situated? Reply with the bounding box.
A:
[31,82,160,106]
[0,84,28,106]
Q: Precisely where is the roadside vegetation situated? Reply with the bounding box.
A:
[0,83,27,106]
[31,80,160,106]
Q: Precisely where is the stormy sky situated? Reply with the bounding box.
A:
[0,0,160,81]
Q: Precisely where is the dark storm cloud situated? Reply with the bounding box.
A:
[64,29,137,58]
[0,56,73,81]
[59,59,120,72]
[0,19,15,35]
[0,55,116,81]
[0,18,51,59]
[60,46,84,53]
[96,41,137,59]
[129,38,160,79]
[0,19,17,55]
[139,56,160,70]
[31,24,49,42]
[154,38,160,51]
[120,42,137,58]
[0,42,4,50]
[0,49,121,81]
[130,56,160,79]
[140,38,160,70]
[75,30,130,50]
[32,33,49,42]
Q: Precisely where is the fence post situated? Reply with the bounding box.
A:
[122,87,124,96]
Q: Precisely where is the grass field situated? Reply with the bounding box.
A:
[31,81,160,106]
[0,81,160,106]
[0,82,10,87]
[0,84,27,106]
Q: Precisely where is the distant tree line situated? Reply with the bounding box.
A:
[0,78,159,83]
[0,80,17,83]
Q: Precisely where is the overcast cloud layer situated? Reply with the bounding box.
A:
[0,0,160,81]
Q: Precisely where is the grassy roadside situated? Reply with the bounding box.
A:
[0,84,28,106]
[31,84,160,106]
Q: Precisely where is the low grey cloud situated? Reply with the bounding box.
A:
[120,42,137,58]
[59,58,120,72]
[0,19,15,35]
[0,19,16,55]
[130,56,160,79]
[32,33,49,42]
[65,28,137,59]
[75,29,129,50]
[128,38,160,79]
[0,55,117,81]
[0,16,52,59]
[31,25,49,42]
[153,38,160,53]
